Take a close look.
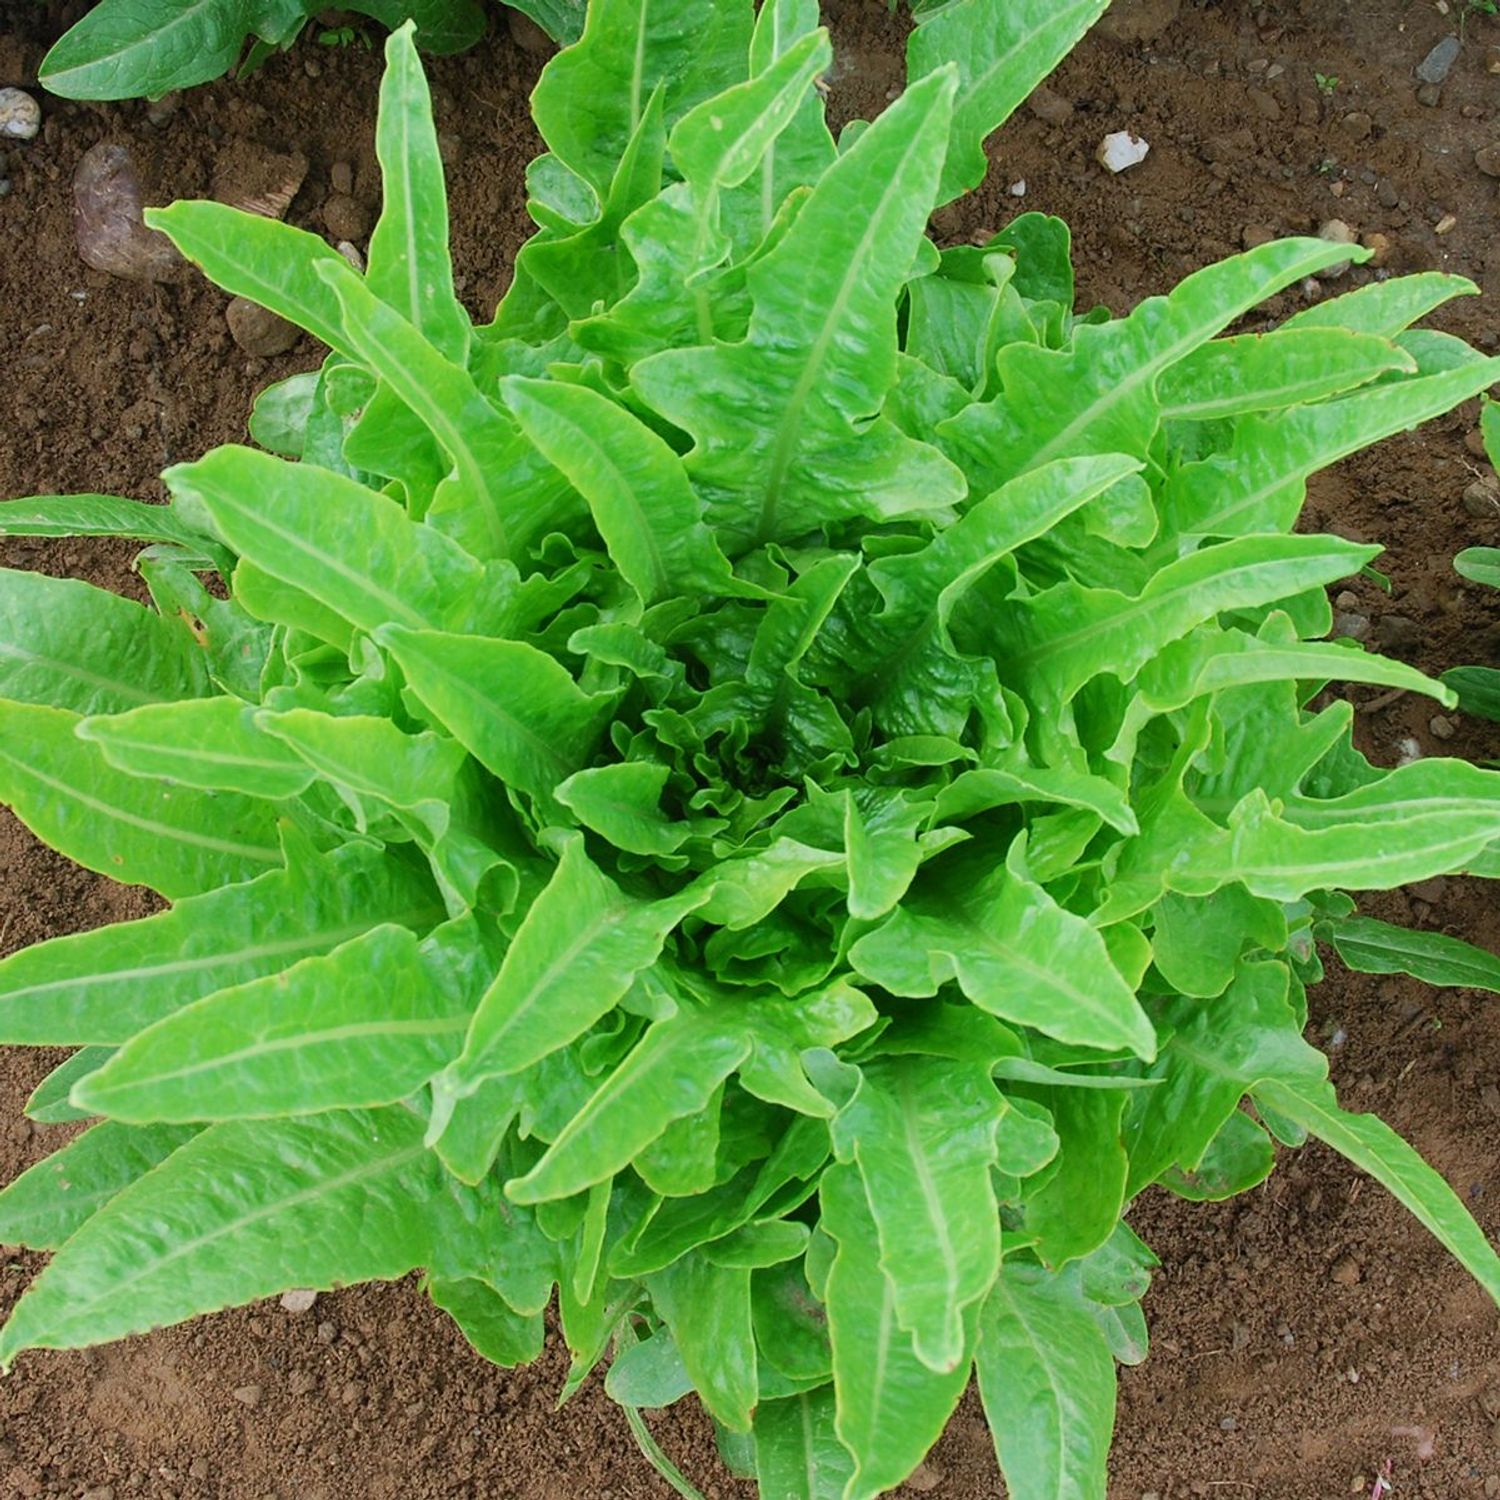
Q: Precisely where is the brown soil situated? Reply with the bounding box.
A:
[2,1,1500,1496]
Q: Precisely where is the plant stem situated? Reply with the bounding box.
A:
[623,1404,709,1500]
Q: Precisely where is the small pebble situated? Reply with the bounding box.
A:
[0,88,39,141]
[1361,232,1391,267]
[317,1320,337,1344]
[288,1370,317,1396]
[1435,212,1457,236]
[1476,144,1500,179]
[336,239,365,272]
[81,1489,114,1500]
[1242,224,1275,250]
[188,1460,209,1481]
[231,1384,263,1408]
[330,159,354,196]
[1331,1255,1362,1286]
[1431,715,1456,740]
[1097,130,1150,174]
[145,92,183,128]
[1464,477,1500,517]
[1416,34,1461,85]
[1416,82,1444,108]
[225,296,299,357]
[1027,84,1074,125]
[280,1287,318,1314]
[1375,614,1422,652]
[1334,590,1360,610]
[322,192,370,242]
[1340,110,1372,141]
[506,7,553,54]
[1247,87,1281,121]
[1333,610,1370,641]
[906,1461,944,1492]
[1317,218,1358,278]
[1008,179,1027,197]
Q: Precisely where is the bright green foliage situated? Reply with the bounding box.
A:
[2,10,1500,1499]
[39,0,490,101]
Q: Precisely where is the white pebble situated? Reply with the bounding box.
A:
[280,1288,318,1314]
[1008,179,1027,197]
[0,88,40,141]
[1396,736,1423,766]
[1097,131,1150,174]
[336,239,365,272]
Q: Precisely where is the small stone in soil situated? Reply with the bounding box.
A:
[1375,614,1422,651]
[1097,131,1150,173]
[1464,477,1500,518]
[506,7,553,54]
[1434,212,1457,235]
[211,139,308,221]
[1026,84,1073,125]
[1430,715,1456,740]
[1316,218,1357,278]
[330,159,354,196]
[905,1460,944,1492]
[145,92,183,128]
[280,1287,318,1313]
[0,88,39,141]
[231,1383,263,1408]
[1333,611,1370,641]
[317,1320,337,1343]
[1330,1256,1362,1286]
[1476,144,1500,179]
[336,239,365,272]
[1416,82,1444,108]
[73,143,181,281]
[226,297,299,357]
[1416,34,1461,85]
[322,192,370,242]
[1242,225,1275,250]
[1339,110,1372,141]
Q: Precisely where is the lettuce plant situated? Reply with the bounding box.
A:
[37,0,545,100]
[4,3,1500,1495]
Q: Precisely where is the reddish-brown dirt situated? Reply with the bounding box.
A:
[2,0,1500,1495]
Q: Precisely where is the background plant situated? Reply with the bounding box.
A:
[36,0,577,100]
[3,2,1500,1496]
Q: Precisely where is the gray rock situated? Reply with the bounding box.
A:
[1464,477,1500,519]
[1316,218,1358,278]
[0,87,39,141]
[73,143,180,281]
[1477,144,1500,179]
[1416,82,1443,108]
[226,296,299,356]
[1415,35,1460,85]
[1375,614,1422,652]
[1095,0,1181,42]
[1333,611,1371,642]
[1339,111,1373,141]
